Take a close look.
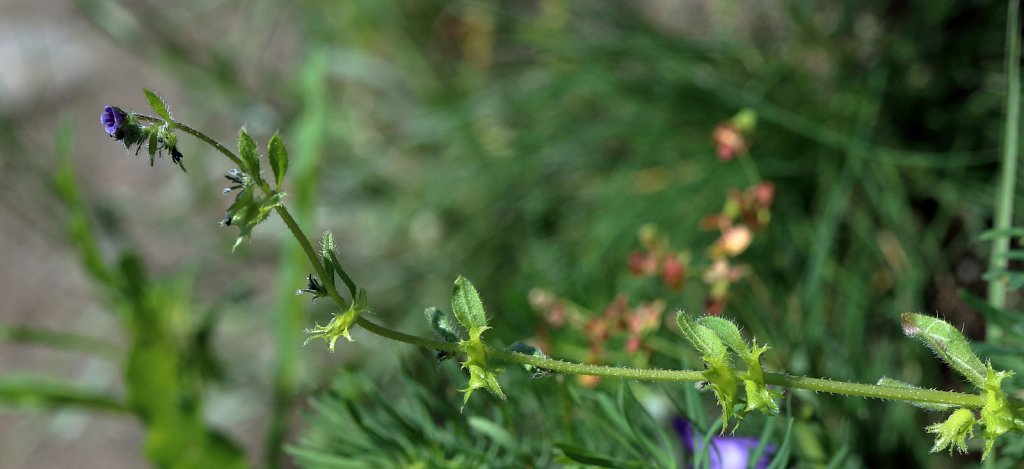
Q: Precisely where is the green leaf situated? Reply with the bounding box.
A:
[142,88,171,121]
[901,313,987,388]
[237,129,261,178]
[268,133,289,190]
[321,230,337,292]
[676,311,728,362]
[425,307,461,344]
[676,311,740,428]
[697,315,750,356]
[980,227,1024,240]
[452,276,488,338]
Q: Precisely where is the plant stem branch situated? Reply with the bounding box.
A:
[136,114,244,168]
[164,114,995,416]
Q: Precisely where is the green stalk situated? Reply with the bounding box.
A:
[157,114,999,421]
[988,0,1022,319]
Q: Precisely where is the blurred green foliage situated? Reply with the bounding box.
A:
[1,0,1022,467]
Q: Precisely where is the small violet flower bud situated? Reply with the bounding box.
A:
[101,106,127,139]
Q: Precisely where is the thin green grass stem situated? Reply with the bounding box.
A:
[988,0,1022,321]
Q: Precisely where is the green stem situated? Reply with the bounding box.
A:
[988,0,1022,315]
[764,373,983,408]
[164,115,993,414]
[136,115,244,168]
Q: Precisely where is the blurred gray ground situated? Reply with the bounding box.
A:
[0,0,168,467]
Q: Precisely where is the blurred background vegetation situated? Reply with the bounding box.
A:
[0,0,1021,467]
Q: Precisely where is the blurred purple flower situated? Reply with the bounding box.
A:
[101,106,126,137]
[673,417,775,469]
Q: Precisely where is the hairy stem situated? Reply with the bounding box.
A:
[137,115,244,168]
[161,115,997,413]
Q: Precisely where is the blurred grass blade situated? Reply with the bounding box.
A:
[986,0,1022,315]
[0,323,119,359]
[0,375,127,413]
[765,417,794,469]
[52,118,114,289]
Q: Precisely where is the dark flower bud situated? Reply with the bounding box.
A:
[223,169,247,193]
[296,274,328,301]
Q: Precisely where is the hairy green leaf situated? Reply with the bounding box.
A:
[697,316,750,356]
[901,313,986,388]
[320,230,337,292]
[425,307,461,344]
[452,276,488,337]
[142,88,171,121]
[268,133,289,190]
[237,129,261,179]
[676,311,728,362]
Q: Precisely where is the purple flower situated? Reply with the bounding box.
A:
[101,106,127,137]
[673,417,775,469]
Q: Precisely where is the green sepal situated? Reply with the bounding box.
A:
[701,360,740,431]
[738,343,781,415]
[156,123,184,171]
[901,313,987,388]
[142,88,171,122]
[876,377,956,412]
[304,288,367,352]
[458,334,505,407]
[507,341,551,378]
[119,114,149,150]
[224,190,284,251]
[267,133,289,190]
[696,315,780,416]
[448,277,503,406]
[237,129,261,180]
[452,276,489,338]
[157,123,177,149]
[677,311,739,429]
[320,230,337,293]
[926,408,976,455]
[147,128,158,166]
[979,365,1017,460]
